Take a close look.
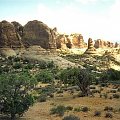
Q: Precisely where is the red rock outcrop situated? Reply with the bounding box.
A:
[56,33,87,49]
[85,38,96,54]
[23,20,57,50]
[94,39,115,48]
[0,20,23,48]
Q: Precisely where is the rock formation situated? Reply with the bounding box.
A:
[85,38,96,54]
[12,21,23,38]
[56,34,68,49]
[0,20,23,48]
[56,33,87,49]
[23,20,57,50]
[94,39,115,48]
[115,42,119,48]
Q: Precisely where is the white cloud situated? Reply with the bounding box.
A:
[36,2,120,42]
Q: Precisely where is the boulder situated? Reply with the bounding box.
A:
[0,20,23,48]
[23,20,57,50]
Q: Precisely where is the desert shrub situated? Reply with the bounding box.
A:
[38,60,47,69]
[39,85,56,97]
[36,70,54,83]
[110,89,117,93]
[23,59,29,64]
[38,94,47,102]
[49,93,54,98]
[100,69,120,83]
[0,67,3,74]
[13,63,22,69]
[63,115,80,120]
[3,66,9,72]
[94,111,101,117]
[50,105,66,116]
[13,57,20,62]
[105,112,113,118]
[24,63,34,69]
[57,90,63,94]
[91,89,100,93]
[77,92,85,97]
[47,61,55,68]
[81,107,89,112]
[74,107,81,112]
[117,88,120,92]
[66,106,73,111]
[90,86,96,89]
[109,96,113,99]
[113,94,120,99]
[104,106,113,111]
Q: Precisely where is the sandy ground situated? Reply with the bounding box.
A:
[21,92,120,120]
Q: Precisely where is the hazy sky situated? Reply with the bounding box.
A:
[0,0,120,42]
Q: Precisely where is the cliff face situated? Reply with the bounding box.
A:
[0,20,22,48]
[23,20,57,50]
[56,34,87,49]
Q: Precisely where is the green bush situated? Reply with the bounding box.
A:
[13,63,22,69]
[13,57,21,62]
[36,70,54,83]
[74,107,81,112]
[38,60,47,69]
[63,115,80,120]
[50,105,66,116]
[24,63,34,69]
[0,73,37,119]
[38,94,47,102]
[60,68,93,96]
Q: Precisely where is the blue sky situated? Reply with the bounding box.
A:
[0,0,120,42]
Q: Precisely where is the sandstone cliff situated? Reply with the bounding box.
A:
[23,20,57,50]
[0,20,23,48]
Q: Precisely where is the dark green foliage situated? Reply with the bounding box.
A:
[36,70,54,83]
[24,63,34,69]
[39,60,47,69]
[50,105,66,116]
[13,63,22,69]
[38,94,47,102]
[47,61,55,68]
[13,57,21,62]
[100,68,120,83]
[3,66,9,73]
[63,115,80,120]
[74,107,81,112]
[60,67,93,96]
[0,73,37,119]
[39,85,56,95]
